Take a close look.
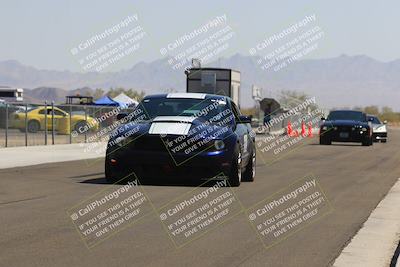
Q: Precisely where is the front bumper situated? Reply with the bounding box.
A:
[105,147,233,181]
[372,132,387,140]
[320,126,371,143]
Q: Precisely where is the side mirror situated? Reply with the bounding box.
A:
[383,120,387,124]
[117,113,128,120]
[236,115,251,124]
[368,117,374,122]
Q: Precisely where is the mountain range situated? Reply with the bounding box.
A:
[0,54,399,110]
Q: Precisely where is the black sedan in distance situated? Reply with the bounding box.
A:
[320,110,373,146]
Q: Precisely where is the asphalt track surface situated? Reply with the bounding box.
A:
[1,130,400,267]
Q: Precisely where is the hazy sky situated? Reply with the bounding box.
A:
[1,0,399,72]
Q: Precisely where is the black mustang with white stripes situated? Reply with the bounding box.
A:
[105,93,256,186]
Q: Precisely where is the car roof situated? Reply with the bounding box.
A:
[367,114,378,118]
[143,93,229,101]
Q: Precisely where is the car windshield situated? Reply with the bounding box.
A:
[368,116,381,124]
[327,111,366,122]
[131,97,233,124]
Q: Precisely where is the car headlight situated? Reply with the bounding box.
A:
[214,140,225,150]
[361,127,367,131]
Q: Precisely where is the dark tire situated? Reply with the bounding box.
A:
[242,148,255,182]
[105,163,120,184]
[105,163,113,183]
[228,145,242,187]
[320,137,331,145]
[105,175,118,184]
[362,137,372,146]
[27,120,40,133]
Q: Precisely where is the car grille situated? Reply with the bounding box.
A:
[134,135,167,152]
[336,126,352,132]
[132,135,216,154]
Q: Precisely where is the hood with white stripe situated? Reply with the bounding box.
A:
[110,116,232,141]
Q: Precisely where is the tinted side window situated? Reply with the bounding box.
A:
[372,117,381,124]
[45,109,65,116]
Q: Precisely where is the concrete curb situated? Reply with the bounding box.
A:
[0,142,106,169]
[333,178,400,267]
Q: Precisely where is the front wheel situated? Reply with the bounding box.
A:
[105,162,122,184]
[27,120,40,133]
[242,149,256,182]
[228,146,242,187]
[362,137,373,146]
[320,137,331,145]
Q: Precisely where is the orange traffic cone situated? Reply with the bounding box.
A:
[287,121,293,136]
[307,122,313,137]
[301,121,306,137]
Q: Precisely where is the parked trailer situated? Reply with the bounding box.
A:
[0,87,23,102]
[185,68,241,106]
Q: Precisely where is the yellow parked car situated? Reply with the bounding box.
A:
[11,106,99,133]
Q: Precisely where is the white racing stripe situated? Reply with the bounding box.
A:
[152,116,196,123]
[166,93,206,99]
[333,177,400,267]
[149,116,194,135]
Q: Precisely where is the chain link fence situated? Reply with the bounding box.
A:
[0,100,325,147]
[0,102,134,148]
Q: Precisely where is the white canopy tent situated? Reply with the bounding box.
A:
[112,93,139,107]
